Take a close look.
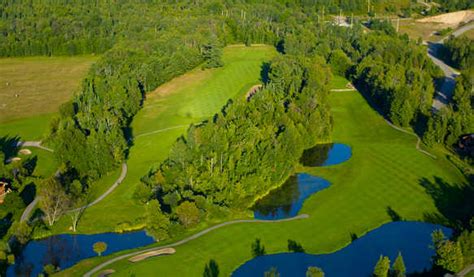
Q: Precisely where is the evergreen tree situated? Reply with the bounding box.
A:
[373,255,390,277]
[203,259,219,277]
[392,252,406,277]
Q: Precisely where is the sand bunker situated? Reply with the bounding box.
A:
[417,10,474,27]
[19,149,32,155]
[10,157,21,162]
[128,248,176,263]
[98,269,115,277]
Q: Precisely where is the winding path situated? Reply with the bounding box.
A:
[384,119,436,159]
[84,214,309,277]
[428,22,474,111]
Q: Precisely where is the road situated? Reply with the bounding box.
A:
[84,214,309,277]
[428,22,474,111]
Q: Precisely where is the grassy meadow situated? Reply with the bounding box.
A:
[58,88,467,276]
[0,56,96,140]
[39,45,277,238]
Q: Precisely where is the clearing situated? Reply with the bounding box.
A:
[0,56,96,139]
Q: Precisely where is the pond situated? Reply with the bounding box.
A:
[7,230,155,276]
[253,174,330,220]
[232,221,452,277]
[300,143,352,167]
[253,143,352,220]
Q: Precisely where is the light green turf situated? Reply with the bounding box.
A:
[57,89,467,277]
[0,113,54,141]
[41,45,277,237]
[330,75,350,89]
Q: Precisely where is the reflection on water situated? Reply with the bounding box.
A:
[7,231,155,277]
[233,221,452,277]
[253,174,330,220]
[300,143,351,167]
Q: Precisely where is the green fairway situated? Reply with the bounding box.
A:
[58,89,466,277]
[41,45,276,237]
[330,75,350,89]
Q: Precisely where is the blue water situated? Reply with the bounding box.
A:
[323,143,352,166]
[253,174,330,220]
[7,231,155,276]
[300,143,352,167]
[233,221,452,277]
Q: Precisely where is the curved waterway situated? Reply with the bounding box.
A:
[233,221,452,277]
[253,143,351,220]
[7,231,155,276]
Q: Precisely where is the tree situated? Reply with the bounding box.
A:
[328,49,352,76]
[264,267,280,277]
[203,259,219,277]
[93,241,107,256]
[12,221,32,245]
[39,177,68,226]
[67,180,86,232]
[373,255,390,277]
[434,240,464,273]
[202,42,223,69]
[288,239,305,252]
[392,252,406,277]
[175,201,200,228]
[146,200,170,241]
[251,238,266,257]
[306,266,324,277]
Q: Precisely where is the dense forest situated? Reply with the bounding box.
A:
[140,55,332,232]
[443,35,474,70]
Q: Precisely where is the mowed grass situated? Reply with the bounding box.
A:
[59,90,466,277]
[330,75,350,89]
[0,56,96,140]
[43,45,277,237]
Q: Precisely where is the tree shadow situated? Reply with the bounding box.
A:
[350,232,358,242]
[386,206,402,221]
[20,183,36,206]
[0,136,21,160]
[420,176,474,230]
[260,62,271,85]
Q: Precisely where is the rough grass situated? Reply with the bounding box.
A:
[41,45,277,237]
[0,56,96,139]
[395,19,447,41]
[57,90,467,277]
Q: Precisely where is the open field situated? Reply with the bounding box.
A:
[0,56,96,139]
[58,89,467,276]
[396,19,448,41]
[38,45,277,238]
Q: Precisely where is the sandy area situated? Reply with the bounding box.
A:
[128,248,176,262]
[417,10,474,27]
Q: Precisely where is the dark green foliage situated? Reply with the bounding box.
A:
[444,36,473,70]
[328,49,352,76]
[11,221,31,245]
[366,20,396,36]
[145,200,170,241]
[354,32,437,127]
[251,238,266,257]
[435,0,474,12]
[149,55,332,216]
[287,239,305,252]
[203,259,219,277]
[202,42,223,69]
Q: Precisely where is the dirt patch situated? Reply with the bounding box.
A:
[98,269,115,277]
[19,149,31,155]
[245,84,263,101]
[148,69,211,99]
[417,10,474,27]
[128,248,176,263]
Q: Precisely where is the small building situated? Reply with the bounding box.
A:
[0,181,11,204]
[457,134,474,159]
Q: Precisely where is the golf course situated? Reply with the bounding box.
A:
[1,2,473,276]
[56,50,466,276]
